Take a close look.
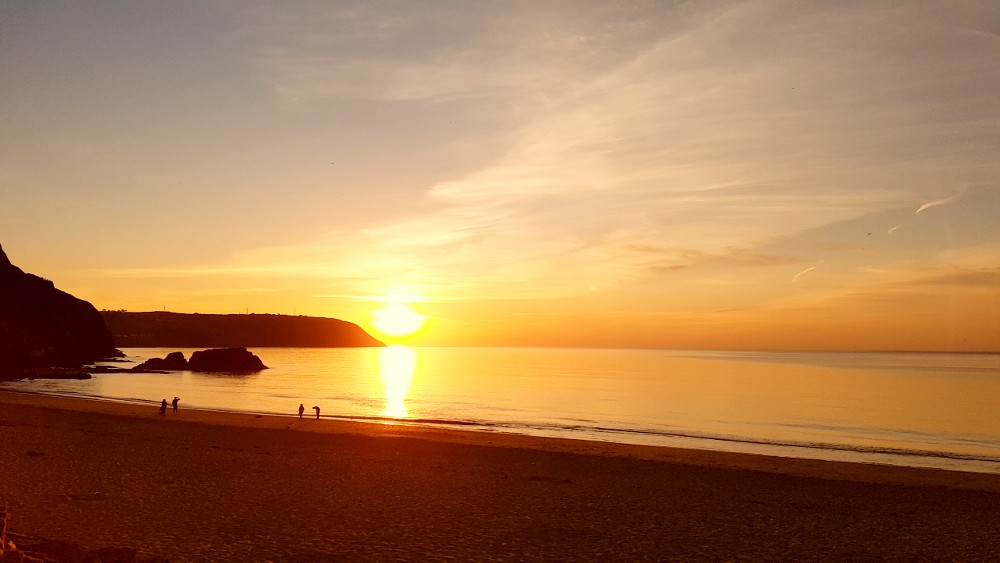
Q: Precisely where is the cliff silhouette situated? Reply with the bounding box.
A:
[0,244,120,371]
[102,311,384,348]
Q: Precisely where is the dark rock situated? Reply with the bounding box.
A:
[87,365,141,374]
[0,244,122,376]
[188,347,267,372]
[0,367,93,381]
[162,351,188,368]
[132,351,188,371]
[22,367,92,380]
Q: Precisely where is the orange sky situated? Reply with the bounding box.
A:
[1,2,998,351]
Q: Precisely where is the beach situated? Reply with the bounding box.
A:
[2,390,999,561]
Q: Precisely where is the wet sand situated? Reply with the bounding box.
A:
[2,389,999,561]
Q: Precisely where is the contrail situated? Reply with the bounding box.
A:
[915,195,957,215]
[888,224,902,234]
[792,266,816,282]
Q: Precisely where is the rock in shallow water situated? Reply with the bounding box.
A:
[188,347,267,372]
[130,348,266,372]
[132,351,189,371]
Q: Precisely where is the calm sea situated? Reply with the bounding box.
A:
[4,347,999,474]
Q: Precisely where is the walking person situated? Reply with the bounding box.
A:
[313,405,320,420]
[159,399,167,416]
[298,403,305,419]
[172,396,180,413]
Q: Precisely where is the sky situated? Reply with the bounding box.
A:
[1,1,998,351]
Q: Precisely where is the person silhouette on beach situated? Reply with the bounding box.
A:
[172,396,180,413]
[298,403,305,419]
[313,405,320,420]
[159,399,167,416]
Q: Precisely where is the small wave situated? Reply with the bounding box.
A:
[267,393,308,400]
[354,414,1000,465]
[318,413,1000,465]
[398,417,487,427]
[581,424,1000,464]
[0,388,161,406]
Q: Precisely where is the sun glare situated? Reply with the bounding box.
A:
[371,302,426,337]
[379,345,416,418]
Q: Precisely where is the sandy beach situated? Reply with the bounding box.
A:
[2,390,999,561]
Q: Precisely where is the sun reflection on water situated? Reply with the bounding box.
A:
[379,345,415,419]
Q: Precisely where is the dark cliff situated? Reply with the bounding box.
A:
[0,244,120,370]
[102,311,384,348]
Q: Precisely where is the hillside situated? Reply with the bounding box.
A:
[0,244,120,371]
[101,311,384,348]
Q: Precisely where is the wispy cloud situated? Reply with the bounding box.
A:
[236,1,686,105]
[792,266,817,282]
[916,195,960,215]
[104,2,1000,306]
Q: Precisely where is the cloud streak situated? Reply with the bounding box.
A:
[915,194,961,215]
[97,2,1000,308]
[792,266,817,282]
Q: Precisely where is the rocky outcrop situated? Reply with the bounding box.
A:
[13,367,92,380]
[0,244,121,377]
[128,348,267,373]
[188,347,267,372]
[188,348,267,372]
[101,311,384,348]
[131,351,189,371]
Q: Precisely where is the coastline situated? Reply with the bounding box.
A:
[12,346,1000,477]
[3,389,1000,560]
[4,389,1000,492]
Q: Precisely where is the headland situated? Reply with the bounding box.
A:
[101,311,384,348]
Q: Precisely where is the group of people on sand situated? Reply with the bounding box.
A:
[298,403,321,420]
[155,396,321,420]
[158,396,180,415]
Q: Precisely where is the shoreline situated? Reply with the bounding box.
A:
[3,389,1000,560]
[4,388,1000,493]
[5,385,1000,479]
[21,345,999,477]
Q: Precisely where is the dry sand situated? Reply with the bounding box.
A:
[1,389,999,561]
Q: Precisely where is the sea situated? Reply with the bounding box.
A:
[4,347,999,474]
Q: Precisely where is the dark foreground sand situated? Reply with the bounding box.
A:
[2,390,999,561]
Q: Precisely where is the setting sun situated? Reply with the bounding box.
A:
[4,3,1000,560]
[370,302,426,337]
